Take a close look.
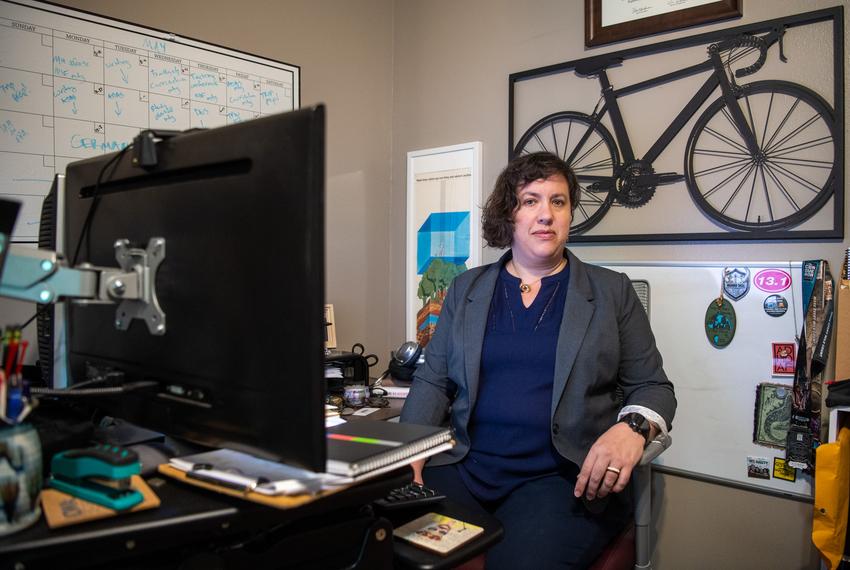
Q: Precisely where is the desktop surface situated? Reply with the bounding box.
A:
[3,392,500,570]
[0,466,409,570]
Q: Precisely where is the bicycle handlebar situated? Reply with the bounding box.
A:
[732,35,767,78]
[713,27,786,79]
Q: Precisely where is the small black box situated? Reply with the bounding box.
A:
[325,350,369,393]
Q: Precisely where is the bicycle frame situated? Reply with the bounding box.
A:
[571,48,759,171]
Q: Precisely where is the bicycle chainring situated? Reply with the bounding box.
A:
[615,161,656,208]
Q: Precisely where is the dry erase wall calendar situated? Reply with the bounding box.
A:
[0,0,300,242]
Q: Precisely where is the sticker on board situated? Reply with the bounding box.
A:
[753,269,791,293]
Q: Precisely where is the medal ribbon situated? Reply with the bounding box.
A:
[787,260,834,471]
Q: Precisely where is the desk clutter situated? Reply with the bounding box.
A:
[1,325,34,425]
[41,475,160,529]
[394,512,485,556]
[159,420,454,507]
[0,419,454,541]
[0,423,42,536]
[374,482,446,511]
[324,342,412,417]
[49,444,144,511]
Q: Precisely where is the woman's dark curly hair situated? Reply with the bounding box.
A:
[481,152,579,248]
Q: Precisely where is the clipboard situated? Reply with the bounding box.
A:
[157,464,348,510]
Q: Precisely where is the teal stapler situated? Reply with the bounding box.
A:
[49,444,144,511]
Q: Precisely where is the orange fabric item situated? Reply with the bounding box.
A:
[813,425,850,569]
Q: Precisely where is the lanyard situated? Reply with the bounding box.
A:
[787,260,834,471]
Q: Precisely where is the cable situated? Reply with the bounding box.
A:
[370,369,390,389]
[788,260,800,344]
[30,380,157,397]
[71,144,132,267]
[20,310,38,330]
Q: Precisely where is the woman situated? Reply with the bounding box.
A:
[400,151,676,569]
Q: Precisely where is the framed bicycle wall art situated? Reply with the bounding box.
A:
[510,7,843,242]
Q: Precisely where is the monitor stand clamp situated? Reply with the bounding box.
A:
[0,237,167,336]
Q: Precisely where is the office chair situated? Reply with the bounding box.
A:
[589,433,672,570]
[456,433,672,570]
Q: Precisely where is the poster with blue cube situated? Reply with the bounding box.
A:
[406,143,481,345]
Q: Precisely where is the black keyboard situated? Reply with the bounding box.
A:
[374,482,446,510]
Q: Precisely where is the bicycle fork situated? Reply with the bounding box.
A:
[709,50,762,156]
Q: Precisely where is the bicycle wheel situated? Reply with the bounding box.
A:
[513,111,619,235]
[685,81,835,231]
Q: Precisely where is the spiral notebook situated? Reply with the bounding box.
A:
[326,421,453,478]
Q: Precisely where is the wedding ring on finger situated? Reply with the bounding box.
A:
[606,466,621,475]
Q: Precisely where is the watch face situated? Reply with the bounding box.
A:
[624,413,649,436]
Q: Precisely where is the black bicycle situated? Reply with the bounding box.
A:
[513,27,836,235]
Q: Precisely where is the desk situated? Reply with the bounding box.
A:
[3,396,501,570]
[0,468,409,570]
[344,396,405,422]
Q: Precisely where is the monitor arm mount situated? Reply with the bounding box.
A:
[0,237,167,335]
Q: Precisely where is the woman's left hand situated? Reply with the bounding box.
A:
[574,423,645,501]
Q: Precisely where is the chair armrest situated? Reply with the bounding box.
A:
[639,433,672,466]
[633,433,672,567]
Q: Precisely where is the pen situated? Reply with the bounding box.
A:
[1,328,8,367]
[186,465,260,492]
[14,341,28,377]
[256,479,311,495]
[3,336,16,377]
[0,370,6,420]
[6,373,23,422]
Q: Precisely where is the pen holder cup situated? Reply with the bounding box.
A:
[0,423,43,536]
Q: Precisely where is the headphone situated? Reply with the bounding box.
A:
[388,341,423,382]
[391,341,423,367]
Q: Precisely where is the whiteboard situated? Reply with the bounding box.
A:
[600,261,811,499]
[0,0,299,242]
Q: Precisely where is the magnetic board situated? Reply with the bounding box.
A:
[600,260,810,499]
[0,0,300,242]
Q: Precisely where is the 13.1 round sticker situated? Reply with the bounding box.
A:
[753,269,791,293]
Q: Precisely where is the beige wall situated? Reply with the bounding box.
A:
[2,0,397,360]
[391,1,846,568]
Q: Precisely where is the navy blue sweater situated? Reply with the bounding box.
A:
[458,263,571,502]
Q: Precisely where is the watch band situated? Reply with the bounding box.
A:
[620,412,651,442]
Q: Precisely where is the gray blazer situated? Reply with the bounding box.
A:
[400,249,676,468]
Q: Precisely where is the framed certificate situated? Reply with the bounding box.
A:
[585,0,742,47]
[324,304,337,349]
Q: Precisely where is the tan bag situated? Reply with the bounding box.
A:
[813,425,850,569]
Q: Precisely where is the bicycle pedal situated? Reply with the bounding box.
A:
[587,179,615,192]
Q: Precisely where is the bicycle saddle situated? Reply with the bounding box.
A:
[574,55,624,76]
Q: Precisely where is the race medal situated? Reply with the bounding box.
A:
[705,297,736,348]
[723,267,750,301]
[786,425,813,470]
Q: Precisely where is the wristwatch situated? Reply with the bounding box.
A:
[619,412,651,443]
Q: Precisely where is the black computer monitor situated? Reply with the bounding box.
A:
[60,106,327,471]
[0,198,20,283]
